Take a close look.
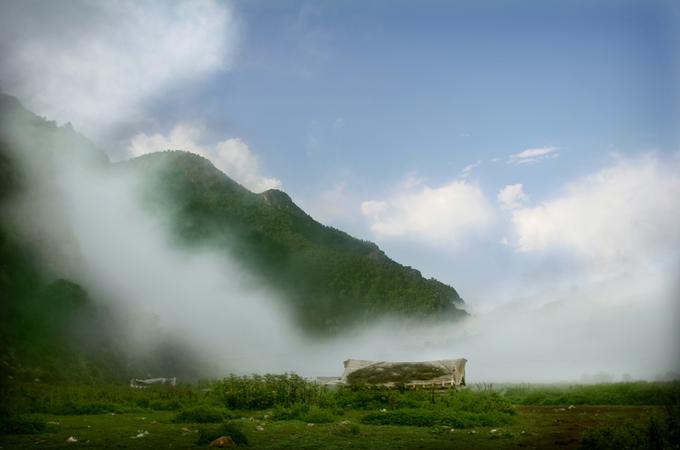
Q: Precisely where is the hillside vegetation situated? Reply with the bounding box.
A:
[123,150,466,332]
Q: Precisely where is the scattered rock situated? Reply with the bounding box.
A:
[181,427,192,433]
[340,420,350,425]
[449,428,456,433]
[568,405,576,410]
[66,436,78,443]
[131,430,149,439]
[256,425,264,431]
[307,423,315,427]
[210,436,236,447]
[490,429,498,433]
[469,430,477,434]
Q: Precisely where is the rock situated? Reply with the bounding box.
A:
[131,430,149,439]
[568,404,575,410]
[307,423,315,427]
[66,436,78,443]
[209,436,236,447]
[256,425,264,431]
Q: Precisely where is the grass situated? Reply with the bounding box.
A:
[1,378,678,448]
[499,381,680,406]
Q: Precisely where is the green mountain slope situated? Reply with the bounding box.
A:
[122,151,467,332]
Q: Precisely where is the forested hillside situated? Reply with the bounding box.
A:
[123,151,466,332]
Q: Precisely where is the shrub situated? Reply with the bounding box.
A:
[303,406,337,423]
[271,404,337,423]
[0,415,47,434]
[197,422,249,446]
[579,406,680,450]
[173,406,233,423]
[503,381,680,406]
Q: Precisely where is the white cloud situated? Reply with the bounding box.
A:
[0,0,239,138]
[510,155,680,272]
[498,183,529,210]
[509,146,558,164]
[129,123,281,193]
[361,180,494,246]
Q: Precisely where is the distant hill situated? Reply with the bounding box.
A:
[0,93,466,380]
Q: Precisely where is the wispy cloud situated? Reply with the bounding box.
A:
[461,160,482,177]
[509,146,559,164]
[129,123,281,193]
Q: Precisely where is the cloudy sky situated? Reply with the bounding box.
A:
[1,0,678,317]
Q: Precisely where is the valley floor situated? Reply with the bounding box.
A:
[0,405,657,449]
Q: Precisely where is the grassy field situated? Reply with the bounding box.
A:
[1,378,678,449]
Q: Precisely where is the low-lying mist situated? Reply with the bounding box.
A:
[4,124,679,384]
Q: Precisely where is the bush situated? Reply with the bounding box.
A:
[303,406,337,423]
[503,381,680,406]
[271,404,337,423]
[173,405,233,423]
[579,406,680,450]
[0,415,47,434]
[210,374,327,410]
[197,422,249,446]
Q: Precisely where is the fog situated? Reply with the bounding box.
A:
[3,113,679,384]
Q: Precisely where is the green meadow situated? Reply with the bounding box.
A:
[1,377,678,449]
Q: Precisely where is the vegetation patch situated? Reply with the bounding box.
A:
[361,408,515,428]
[0,415,47,435]
[173,406,235,423]
[502,381,680,406]
[271,404,337,423]
[579,406,680,450]
[196,422,249,446]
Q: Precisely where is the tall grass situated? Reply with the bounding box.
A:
[499,381,680,406]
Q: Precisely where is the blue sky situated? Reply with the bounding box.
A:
[1,0,678,310]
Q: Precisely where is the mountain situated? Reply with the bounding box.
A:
[0,93,466,380]
[122,150,466,332]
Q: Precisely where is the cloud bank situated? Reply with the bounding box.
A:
[0,0,239,139]
[510,155,680,274]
